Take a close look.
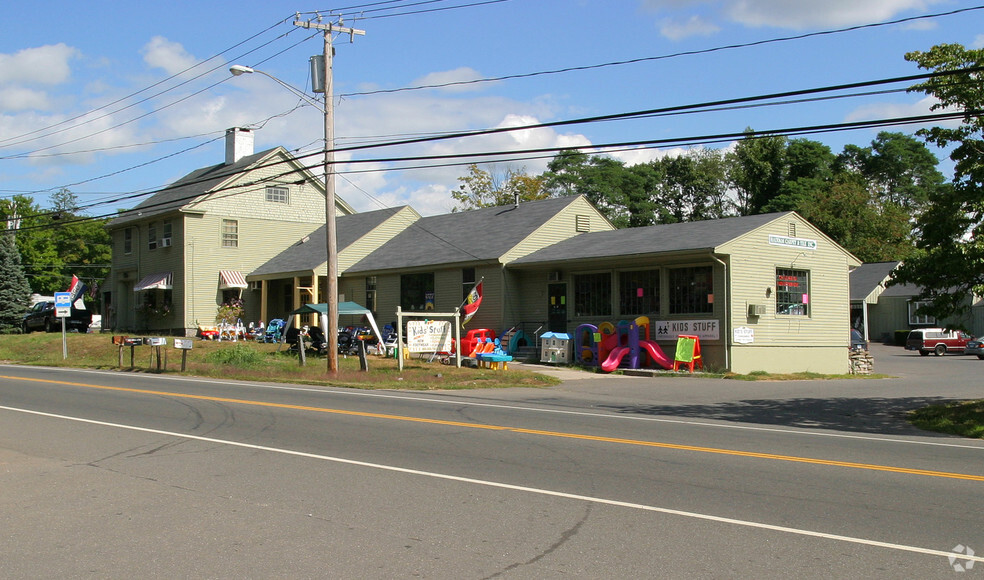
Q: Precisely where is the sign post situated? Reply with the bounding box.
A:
[54,292,71,359]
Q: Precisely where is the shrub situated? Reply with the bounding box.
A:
[204,343,263,367]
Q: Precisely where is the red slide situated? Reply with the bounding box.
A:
[601,346,630,372]
[640,340,673,369]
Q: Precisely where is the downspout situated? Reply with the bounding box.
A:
[710,254,729,372]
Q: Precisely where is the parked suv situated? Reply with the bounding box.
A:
[22,301,92,333]
[905,328,974,356]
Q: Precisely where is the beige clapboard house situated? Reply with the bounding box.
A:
[106,130,863,373]
[104,128,354,333]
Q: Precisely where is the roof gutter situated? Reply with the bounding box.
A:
[710,253,729,372]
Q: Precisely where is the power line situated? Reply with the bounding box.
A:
[338,4,984,98]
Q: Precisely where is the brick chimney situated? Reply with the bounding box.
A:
[225,127,254,165]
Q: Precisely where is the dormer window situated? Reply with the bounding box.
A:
[266,186,289,204]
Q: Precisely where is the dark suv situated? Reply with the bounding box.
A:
[904,328,974,356]
[22,301,92,333]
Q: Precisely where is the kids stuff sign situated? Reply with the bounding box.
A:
[652,319,720,341]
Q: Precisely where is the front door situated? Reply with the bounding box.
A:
[547,283,567,333]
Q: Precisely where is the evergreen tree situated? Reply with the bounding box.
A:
[0,230,33,333]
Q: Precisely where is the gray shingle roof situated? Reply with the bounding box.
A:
[249,206,406,276]
[849,261,900,301]
[108,147,283,227]
[345,196,586,273]
[509,211,789,266]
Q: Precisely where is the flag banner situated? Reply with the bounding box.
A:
[461,281,483,327]
[67,275,88,309]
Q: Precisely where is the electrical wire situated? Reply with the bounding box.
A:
[338,4,984,98]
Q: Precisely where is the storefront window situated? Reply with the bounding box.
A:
[401,273,435,311]
[574,272,611,317]
[619,270,659,316]
[669,266,713,314]
[776,268,809,316]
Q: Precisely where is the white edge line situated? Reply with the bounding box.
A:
[5,364,984,451]
[1,403,980,565]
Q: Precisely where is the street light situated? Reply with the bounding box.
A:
[230,63,340,373]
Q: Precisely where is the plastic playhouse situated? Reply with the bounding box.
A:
[574,316,673,372]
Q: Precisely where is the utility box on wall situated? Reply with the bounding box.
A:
[540,332,571,364]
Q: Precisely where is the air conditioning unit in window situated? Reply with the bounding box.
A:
[748,304,766,317]
[160,238,172,248]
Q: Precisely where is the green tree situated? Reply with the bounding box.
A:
[0,229,33,333]
[654,148,729,222]
[0,191,111,297]
[451,164,547,211]
[891,44,984,320]
[838,131,944,212]
[725,131,787,215]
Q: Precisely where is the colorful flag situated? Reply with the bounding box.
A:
[461,281,483,327]
[67,275,88,309]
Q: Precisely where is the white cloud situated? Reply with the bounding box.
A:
[726,0,938,29]
[660,15,721,40]
[974,34,984,49]
[0,87,52,111]
[0,44,78,85]
[641,0,943,30]
[141,36,198,76]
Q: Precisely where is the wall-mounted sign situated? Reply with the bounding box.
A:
[652,319,720,341]
[733,326,755,344]
[768,234,817,250]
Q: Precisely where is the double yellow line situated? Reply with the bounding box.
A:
[5,374,984,482]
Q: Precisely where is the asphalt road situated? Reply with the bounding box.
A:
[0,343,982,578]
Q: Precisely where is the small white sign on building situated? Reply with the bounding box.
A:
[733,326,755,344]
[652,319,720,341]
[768,234,817,250]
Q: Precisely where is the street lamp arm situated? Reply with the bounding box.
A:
[229,65,323,110]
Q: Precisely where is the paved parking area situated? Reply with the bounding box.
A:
[489,343,984,437]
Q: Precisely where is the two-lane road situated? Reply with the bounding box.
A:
[1,362,982,578]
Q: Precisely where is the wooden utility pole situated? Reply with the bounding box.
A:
[293,15,364,373]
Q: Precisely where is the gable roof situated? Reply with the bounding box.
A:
[249,206,410,277]
[109,147,282,227]
[345,196,591,273]
[108,146,355,227]
[509,212,788,266]
[849,261,900,301]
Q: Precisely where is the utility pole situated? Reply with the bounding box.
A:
[293,14,365,373]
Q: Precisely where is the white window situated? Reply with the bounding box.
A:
[221,219,239,248]
[908,300,936,325]
[148,223,157,251]
[161,221,172,247]
[776,268,809,316]
[265,186,289,204]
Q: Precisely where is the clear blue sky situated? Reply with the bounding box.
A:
[2,0,983,217]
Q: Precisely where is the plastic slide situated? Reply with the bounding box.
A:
[601,346,630,372]
[640,340,673,369]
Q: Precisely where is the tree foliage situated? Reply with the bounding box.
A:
[890,44,984,321]
[0,230,33,333]
[451,164,547,211]
[0,190,112,297]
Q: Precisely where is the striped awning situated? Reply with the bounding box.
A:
[219,270,248,290]
[133,271,172,292]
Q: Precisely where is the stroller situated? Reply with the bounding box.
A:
[286,325,329,356]
[264,319,286,343]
